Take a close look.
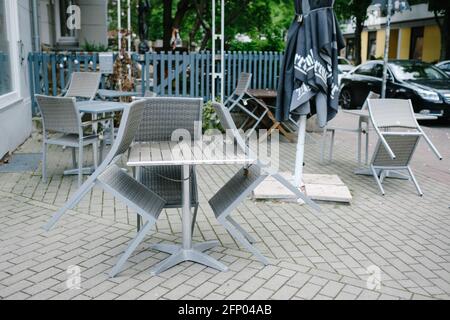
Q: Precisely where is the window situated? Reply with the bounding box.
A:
[439,63,450,72]
[0,0,12,96]
[367,32,377,60]
[55,0,79,45]
[345,38,355,61]
[354,63,376,76]
[410,27,424,60]
[373,64,384,79]
[390,62,449,81]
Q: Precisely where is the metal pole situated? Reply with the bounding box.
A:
[127,0,132,77]
[294,116,307,188]
[127,0,131,54]
[31,0,40,52]
[118,0,122,51]
[212,0,216,100]
[220,0,225,103]
[381,0,393,98]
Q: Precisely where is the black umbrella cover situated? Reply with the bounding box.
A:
[276,0,345,128]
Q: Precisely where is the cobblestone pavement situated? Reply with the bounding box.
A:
[0,112,449,300]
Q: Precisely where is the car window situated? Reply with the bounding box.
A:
[440,63,450,71]
[390,62,449,80]
[354,63,376,76]
[373,64,384,78]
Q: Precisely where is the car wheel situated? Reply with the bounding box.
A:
[339,88,353,109]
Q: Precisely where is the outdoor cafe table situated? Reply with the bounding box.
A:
[71,100,128,175]
[76,100,128,143]
[344,109,438,176]
[127,141,256,275]
[97,89,139,101]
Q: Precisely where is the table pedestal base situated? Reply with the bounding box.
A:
[150,241,228,275]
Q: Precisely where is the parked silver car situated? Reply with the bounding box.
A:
[436,60,450,76]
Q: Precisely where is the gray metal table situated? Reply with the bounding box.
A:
[127,141,255,275]
[97,89,139,101]
[344,109,438,177]
[66,101,128,175]
[77,100,129,114]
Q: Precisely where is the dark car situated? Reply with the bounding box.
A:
[339,60,450,119]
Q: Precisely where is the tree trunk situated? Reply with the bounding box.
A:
[200,29,212,51]
[189,16,202,51]
[163,0,173,51]
[354,17,364,65]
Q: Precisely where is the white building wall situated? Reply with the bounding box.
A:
[0,0,33,159]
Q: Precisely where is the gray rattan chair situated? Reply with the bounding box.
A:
[35,95,100,187]
[64,72,102,100]
[209,102,320,265]
[133,97,202,233]
[224,73,269,137]
[43,100,167,278]
[321,92,380,164]
[368,99,442,196]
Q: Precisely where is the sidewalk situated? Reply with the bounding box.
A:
[0,112,449,300]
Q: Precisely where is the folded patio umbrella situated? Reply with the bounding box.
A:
[276,0,345,128]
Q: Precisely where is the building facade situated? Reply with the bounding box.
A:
[342,3,443,64]
[0,0,107,160]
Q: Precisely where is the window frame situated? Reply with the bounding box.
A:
[0,0,21,110]
[54,0,79,45]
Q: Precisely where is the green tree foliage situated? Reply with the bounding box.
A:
[334,0,372,65]
[108,0,294,51]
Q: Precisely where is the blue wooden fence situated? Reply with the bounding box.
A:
[28,51,284,115]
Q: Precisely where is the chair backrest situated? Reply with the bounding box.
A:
[361,91,380,110]
[110,100,147,160]
[372,134,421,167]
[235,73,252,96]
[65,72,101,100]
[212,102,248,152]
[35,95,81,135]
[368,99,418,129]
[134,97,203,143]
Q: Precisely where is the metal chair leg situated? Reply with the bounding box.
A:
[78,144,83,187]
[407,166,423,196]
[371,166,385,196]
[72,147,77,168]
[219,217,269,266]
[44,181,96,231]
[227,216,256,244]
[93,142,99,169]
[110,220,154,278]
[42,142,47,183]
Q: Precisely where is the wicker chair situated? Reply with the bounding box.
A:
[367,99,442,196]
[224,73,269,137]
[43,100,167,278]
[64,72,102,100]
[133,97,202,233]
[35,95,100,187]
[209,102,320,265]
[321,92,380,164]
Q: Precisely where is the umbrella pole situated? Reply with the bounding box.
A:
[294,115,307,188]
